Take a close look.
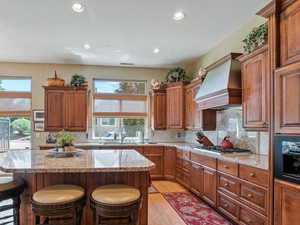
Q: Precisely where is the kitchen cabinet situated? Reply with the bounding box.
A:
[44,87,87,132]
[190,162,204,196]
[150,89,167,130]
[274,179,300,225]
[239,45,269,130]
[275,61,300,134]
[164,147,176,180]
[279,0,300,66]
[143,146,164,179]
[203,167,217,206]
[175,149,191,188]
[185,80,217,131]
[166,81,187,130]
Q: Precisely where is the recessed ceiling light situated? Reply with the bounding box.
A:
[153,48,160,54]
[173,11,185,21]
[83,43,91,49]
[72,2,85,13]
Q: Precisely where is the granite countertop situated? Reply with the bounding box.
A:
[0,149,155,173]
[39,142,269,170]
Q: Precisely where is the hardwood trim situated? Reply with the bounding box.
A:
[93,93,147,101]
[205,53,242,71]
[0,92,32,98]
[185,79,202,89]
[166,81,190,88]
[43,86,87,90]
[238,45,269,62]
[257,1,276,18]
[0,111,31,117]
[93,112,147,118]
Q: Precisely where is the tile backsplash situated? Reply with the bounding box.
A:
[33,107,269,156]
[185,107,269,155]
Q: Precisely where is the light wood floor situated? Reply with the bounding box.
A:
[148,181,187,225]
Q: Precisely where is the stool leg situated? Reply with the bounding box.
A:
[13,197,20,225]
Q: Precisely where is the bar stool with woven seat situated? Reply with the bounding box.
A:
[0,177,24,225]
[90,184,141,225]
[32,184,85,225]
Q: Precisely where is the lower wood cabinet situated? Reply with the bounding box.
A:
[203,167,217,206]
[143,147,164,178]
[274,179,300,225]
[164,147,176,179]
[190,163,204,196]
[217,191,239,223]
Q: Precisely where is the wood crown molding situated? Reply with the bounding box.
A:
[238,45,268,62]
[205,53,242,71]
[256,0,297,18]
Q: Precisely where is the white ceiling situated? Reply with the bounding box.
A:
[0,0,270,68]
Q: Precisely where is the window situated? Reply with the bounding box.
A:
[0,78,32,116]
[100,118,116,126]
[93,79,147,141]
[0,78,32,150]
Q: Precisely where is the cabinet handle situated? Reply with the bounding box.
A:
[224,183,229,187]
[247,194,253,198]
[223,165,229,169]
[224,204,228,208]
[249,173,255,177]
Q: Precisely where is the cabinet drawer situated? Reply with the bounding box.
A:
[240,207,267,225]
[190,153,216,169]
[239,165,269,187]
[240,183,268,215]
[217,192,239,222]
[217,174,239,197]
[182,150,190,160]
[218,160,238,176]
[176,149,183,158]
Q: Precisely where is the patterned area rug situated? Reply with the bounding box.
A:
[163,192,232,225]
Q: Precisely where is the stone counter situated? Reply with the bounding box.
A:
[0,149,155,173]
[39,142,269,170]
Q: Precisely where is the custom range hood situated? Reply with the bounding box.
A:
[195,53,242,110]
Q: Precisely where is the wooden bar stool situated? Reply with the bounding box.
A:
[90,184,141,225]
[32,184,85,225]
[0,177,24,225]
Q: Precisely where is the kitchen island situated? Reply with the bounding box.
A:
[0,149,154,225]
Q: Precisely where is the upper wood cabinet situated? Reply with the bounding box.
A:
[166,81,187,130]
[239,45,269,130]
[150,89,167,130]
[185,80,216,131]
[280,0,300,66]
[44,87,88,132]
[274,179,300,225]
[275,61,300,134]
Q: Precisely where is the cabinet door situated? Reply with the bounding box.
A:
[190,163,203,196]
[45,90,64,131]
[144,147,164,178]
[65,90,87,131]
[274,179,300,225]
[151,90,166,130]
[242,48,269,129]
[203,167,217,206]
[166,84,185,130]
[280,0,300,66]
[275,62,300,133]
[164,147,176,179]
[185,87,193,130]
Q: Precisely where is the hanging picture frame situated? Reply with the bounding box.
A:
[33,110,45,122]
[34,122,44,132]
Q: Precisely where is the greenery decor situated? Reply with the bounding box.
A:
[242,22,268,54]
[57,130,75,148]
[165,67,190,83]
[70,74,86,87]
